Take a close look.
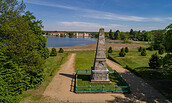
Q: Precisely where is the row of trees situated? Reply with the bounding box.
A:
[108,26,172,52]
[0,0,49,102]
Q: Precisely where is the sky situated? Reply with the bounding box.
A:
[19,0,172,32]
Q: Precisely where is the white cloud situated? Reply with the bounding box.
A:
[22,0,169,22]
[42,21,160,32]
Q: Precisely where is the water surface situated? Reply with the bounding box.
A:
[46,37,97,47]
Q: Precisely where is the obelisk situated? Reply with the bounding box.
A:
[91,28,110,83]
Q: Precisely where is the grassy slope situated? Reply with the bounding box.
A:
[109,48,172,100]
[21,53,69,102]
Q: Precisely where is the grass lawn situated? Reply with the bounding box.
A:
[109,48,171,79]
[77,73,124,86]
[74,51,127,88]
[21,53,69,102]
[109,48,172,100]
[74,51,95,71]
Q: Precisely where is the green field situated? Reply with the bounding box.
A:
[109,48,171,79]
[108,48,172,100]
[74,51,95,71]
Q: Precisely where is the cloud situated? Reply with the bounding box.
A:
[22,0,168,22]
[43,21,160,32]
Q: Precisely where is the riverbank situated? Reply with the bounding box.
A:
[48,42,146,51]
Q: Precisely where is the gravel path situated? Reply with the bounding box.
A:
[41,53,170,103]
[106,59,170,103]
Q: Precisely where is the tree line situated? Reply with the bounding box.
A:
[107,27,172,52]
[0,0,49,102]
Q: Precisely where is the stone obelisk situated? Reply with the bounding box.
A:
[91,28,110,83]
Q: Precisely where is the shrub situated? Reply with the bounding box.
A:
[125,47,129,53]
[119,48,126,57]
[158,45,165,55]
[141,48,147,56]
[58,48,64,53]
[108,47,113,53]
[50,48,57,56]
[148,46,154,51]
[149,53,162,69]
[163,53,172,69]
[138,47,143,52]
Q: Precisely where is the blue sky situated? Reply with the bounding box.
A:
[20,0,172,32]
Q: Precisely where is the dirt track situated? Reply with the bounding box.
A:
[41,53,170,103]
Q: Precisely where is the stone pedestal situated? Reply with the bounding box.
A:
[91,28,110,84]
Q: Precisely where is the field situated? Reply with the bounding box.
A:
[108,48,172,100]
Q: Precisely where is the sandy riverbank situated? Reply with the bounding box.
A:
[48,42,146,51]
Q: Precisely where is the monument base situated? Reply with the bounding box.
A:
[90,69,111,84]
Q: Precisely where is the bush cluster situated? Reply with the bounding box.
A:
[125,47,129,53]
[50,48,57,56]
[149,53,162,69]
[141,48,147,56]
[59,48,64,53]
[119,48,126,57]
[138,47,143,52]
[108,47,113,53]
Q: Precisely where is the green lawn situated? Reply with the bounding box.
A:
[108,48,172,100]
[74,51,95,71]
[110,48,160,68]
[74,51,127,87]
[77,73,124,86]
[109,48,171,79]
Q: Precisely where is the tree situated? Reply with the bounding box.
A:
[69,33,74,38]
[108,47,113,53]
[0,0,47,101]
[165,24,172,52]
[58,48,64,53]
[163,53,172,69]
[119,48,126,57]
[141,48,147,56]
[120,32,128,43]
[125,47,129,53]
[149,53,162,69]
[149,46,154,51]
[109,29,113,39]
[151,30,166,50]
[50,48,57,56]
[138,47,143,52]
[114,30,120,40]
[158,44,165,55]
[22,11,50,59]
[129,29,134,39]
